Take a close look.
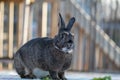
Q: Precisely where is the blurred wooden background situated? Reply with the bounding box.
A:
[0,0,120,72]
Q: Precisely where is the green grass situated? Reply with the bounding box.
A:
[93,76,111,80]
[41,76,51,80]
[38,75,111,80]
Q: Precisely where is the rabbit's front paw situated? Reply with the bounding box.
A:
[61,77,67,80]
[58,72,67,80]
[49,71,60,80]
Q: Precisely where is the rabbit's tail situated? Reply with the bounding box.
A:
[14,52,27,78]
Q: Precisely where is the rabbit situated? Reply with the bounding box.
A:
[14,13,75,80]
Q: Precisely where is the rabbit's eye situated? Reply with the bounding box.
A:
[68,40,73,43]
[60,33,65,38]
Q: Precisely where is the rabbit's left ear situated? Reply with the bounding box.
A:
[58,13,65,30]
[67,17,75,31]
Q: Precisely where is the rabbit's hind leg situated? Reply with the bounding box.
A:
[18,69,35,79]
[18,67,36,79]
[23,72,36,79]
[16,68,26,78]
[14,53,33,78]
[14,59,35,78]
[14,57,26,78]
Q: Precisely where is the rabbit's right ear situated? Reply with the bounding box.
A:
[66,17,75,31]
[58,13,65,31]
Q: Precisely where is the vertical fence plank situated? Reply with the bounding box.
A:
[8,63,13,70]
[72,26,79,70]
[0,63,2,70]
[82,34,87,71]
[8,1,14,59]
[41,2,48,37]
[77,29,84,71]
[0,1,4,70]
[95,44,100,69]
[28,4,33,40]
[8,1,14,70]
[50,1,58,37]
[84,36,90,71]
[0,1,4,58]
[17,2,24,48]
[98,49,103,69]
[37,1,43,37]
[23,0,30,44]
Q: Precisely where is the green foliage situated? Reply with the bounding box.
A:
[41,76,51,80]
[93,76,111,80]
[37,75,111,80]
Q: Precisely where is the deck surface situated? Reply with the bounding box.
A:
[0,70,120,80]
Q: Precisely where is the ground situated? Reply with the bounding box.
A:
[0,70,120,80]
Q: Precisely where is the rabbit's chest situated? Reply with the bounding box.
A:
[49,53,72,71]
[61,54,72,71]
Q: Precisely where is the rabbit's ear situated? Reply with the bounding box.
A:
[67,17,75,31]
[58,13,65,30]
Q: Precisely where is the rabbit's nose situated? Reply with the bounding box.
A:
[68,43,73,49]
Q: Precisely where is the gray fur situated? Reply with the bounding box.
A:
[14,13,75,80]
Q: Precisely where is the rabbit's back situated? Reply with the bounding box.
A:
[20,37,52,49]
[15,37,53,70]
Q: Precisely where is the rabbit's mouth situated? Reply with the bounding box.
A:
[62,47,73,53]
[62,43,74,53]
[54,42,74,53]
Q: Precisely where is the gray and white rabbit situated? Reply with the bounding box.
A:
[14,13,75,80]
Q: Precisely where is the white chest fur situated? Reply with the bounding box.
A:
[62,47,73,53]
[32,68,49,78]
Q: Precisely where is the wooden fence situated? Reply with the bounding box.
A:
[0,0,120,72]
[0,0,58,70]
[0,0,34,70]
[60,0,120,71]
